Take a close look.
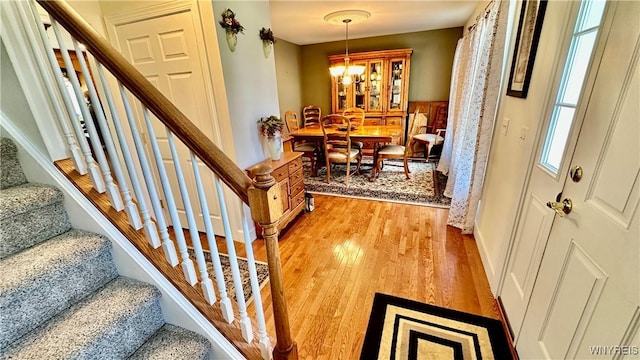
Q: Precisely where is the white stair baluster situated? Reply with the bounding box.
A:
[94,65,142,229]
[215,176,253,342]
[28,6,85,175]
[118,84,172,257]
[190,153,235,322]
[50,20,105,193]
[242,215,272,359]
[166,131,214,300]
[140,108,195,284]
[72,39,123,211]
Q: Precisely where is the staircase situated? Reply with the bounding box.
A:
[0,137,212,359]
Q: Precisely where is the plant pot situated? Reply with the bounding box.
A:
[226,31,237,52]
[262,41,272,58]
[265,133,283,161]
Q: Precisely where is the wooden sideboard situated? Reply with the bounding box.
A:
[329,48,412,144]
[246,152,305,235]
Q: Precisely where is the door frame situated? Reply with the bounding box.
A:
[496,0,617,338]
[103,0,245,240]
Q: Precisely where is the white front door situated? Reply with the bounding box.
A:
[107,2,225,234]
[517,2,639,358]
[499,0,600,338]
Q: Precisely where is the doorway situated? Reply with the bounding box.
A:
[500,1,639,357]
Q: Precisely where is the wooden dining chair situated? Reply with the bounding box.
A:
[321,114,362,186]
[284,110,319,176]
[370,110,419,181]
[302,105,322,127]
[342,107,365,150]
[412,104,447,161]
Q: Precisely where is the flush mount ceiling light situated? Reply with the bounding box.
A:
[325,10,371,85]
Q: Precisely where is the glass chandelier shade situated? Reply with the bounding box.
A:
[328,18,366,83]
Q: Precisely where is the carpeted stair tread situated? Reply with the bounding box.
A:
[0,183,71,258]
[128,324,211,359]
[0,138,27,189]
[0,183,65,219]
[0,229,119,349]
[0,277,165,359]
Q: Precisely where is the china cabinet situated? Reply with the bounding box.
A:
[329,48,412,143]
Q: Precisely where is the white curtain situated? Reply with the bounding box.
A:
[437,0,508,233]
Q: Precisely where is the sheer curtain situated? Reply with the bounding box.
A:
[437,0,508,233]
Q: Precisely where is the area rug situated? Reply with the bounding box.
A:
[360,293,513,360]
[303,160,450,207]
[187,248,269,305]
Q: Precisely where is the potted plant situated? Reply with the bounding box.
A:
[259,27,275,58]
[219,9,244,52]
[258,115,285,160]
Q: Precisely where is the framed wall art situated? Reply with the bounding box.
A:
[506,0,548,98]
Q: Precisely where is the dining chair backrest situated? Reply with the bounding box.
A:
[404,110,420,157]
[284,110,299,134]
[321,114,361,185]
[303,105,322,127]
[321,114,352,153]
[342,107,365,128]
[429,103,448,134]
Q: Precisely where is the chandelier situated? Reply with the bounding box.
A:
[325,10,371,85]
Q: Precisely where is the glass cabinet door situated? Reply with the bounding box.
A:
[354,61,367,110]
[367,61,383,112]
[388,59,405,110]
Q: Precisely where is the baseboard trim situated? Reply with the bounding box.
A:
[473,224,502,295]
[497,296,520,359]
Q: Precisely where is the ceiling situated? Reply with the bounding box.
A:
[269,1,480,45]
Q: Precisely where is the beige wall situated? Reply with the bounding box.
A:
[298,27,462,114]
[274,38,303,121]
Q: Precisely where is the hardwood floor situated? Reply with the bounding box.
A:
[244,194,500,360]
[57,159,501,359]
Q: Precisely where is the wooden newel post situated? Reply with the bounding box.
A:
[248,163,298,360]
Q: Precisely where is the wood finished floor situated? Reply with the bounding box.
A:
[57,158,500,359]
[237,194,500,360]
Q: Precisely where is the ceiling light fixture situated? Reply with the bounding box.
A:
[325,10,371,85]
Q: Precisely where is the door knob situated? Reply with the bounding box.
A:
[546,197,573,216]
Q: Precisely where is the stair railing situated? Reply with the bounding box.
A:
[24,0,297,358]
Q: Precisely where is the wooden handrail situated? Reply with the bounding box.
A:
[36,3,298,358]
[37,0,253,203]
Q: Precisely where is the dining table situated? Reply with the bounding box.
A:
[289,124,403,146]
[289,124,404,180]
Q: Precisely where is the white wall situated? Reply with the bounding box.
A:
[212,1,280,170]
[37,0,106,49]
[0,40,47,153]
[475,1,575,291]
[0,40,46,153]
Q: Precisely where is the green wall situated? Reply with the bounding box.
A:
[274,38,303,120]
[299,27,462,114]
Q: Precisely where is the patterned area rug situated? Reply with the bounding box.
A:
[187,248,269,305]
[304,160,450,207]
[360,293,513,360]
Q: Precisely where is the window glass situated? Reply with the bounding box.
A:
[561,31,598,105]
[540,0,605,174]
[578,0,607,32]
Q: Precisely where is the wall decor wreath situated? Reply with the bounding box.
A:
[219,9,244,52]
